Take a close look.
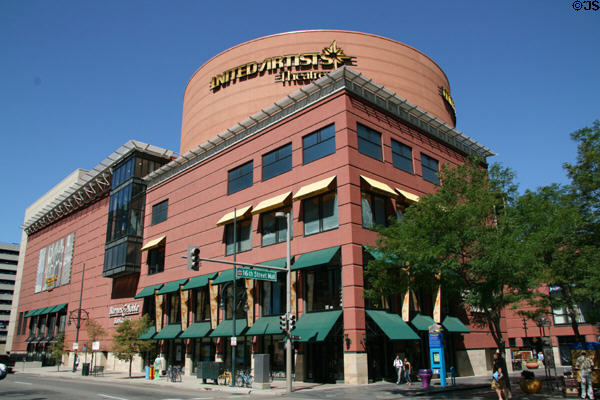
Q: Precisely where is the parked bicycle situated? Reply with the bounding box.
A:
[167,365,182,382]
[236,369,253,387]
[217,370,232,386]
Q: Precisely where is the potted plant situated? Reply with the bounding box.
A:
[520,370,542,394]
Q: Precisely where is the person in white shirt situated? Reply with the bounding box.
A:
[393,355,403,384]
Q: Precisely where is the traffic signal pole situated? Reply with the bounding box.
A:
[284,211,292,393]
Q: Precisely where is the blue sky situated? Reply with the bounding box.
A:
[1,1,598,244]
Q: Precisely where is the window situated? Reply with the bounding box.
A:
[228,161,253,194]
[261,210,293,246]
[148,244,165,275]
[303,192,338,235]
[357,123,382,161]
[142,295,156,324]
[302,124,335,164]
[421,153,440,184]
[305,265,342,312]
[152,199,168,225]
[550,287,592,325]
[361,192,390,228]
[222,279,246,320]
[260,275,285,315]
[194,287,211,322]
[262,143,292,181]
[225,220,252,255]
[168,293,181,324]
[391,140,413,173]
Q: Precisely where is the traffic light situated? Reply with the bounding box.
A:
[187,246,201,270]
[280,314,288,333]
[287,313,296,332]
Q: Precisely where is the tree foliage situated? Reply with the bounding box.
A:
[49,332,67,371]
[112,314,154,378]
[365,159,537,353]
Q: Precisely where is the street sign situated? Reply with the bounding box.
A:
[231,337,237,346]
[92,341,100,351]
[236,267,277,282]
[72,343,78,350]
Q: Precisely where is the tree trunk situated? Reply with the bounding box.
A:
[567,306,585,343]
[129,358,132,378]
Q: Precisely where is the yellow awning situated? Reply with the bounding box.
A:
[293,176,336,201]
[396,189,420,203]
[252,192,292,215]
[141,236,166,252]
[360,176,397,198]
[216,205,253,226]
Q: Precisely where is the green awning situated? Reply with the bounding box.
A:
[246,316,284,336]
[134,283,164,299]
[209,319,248,337]
[442,316,470,333]
[211,269,235,285]
[139,326,156,340]
[182,273,217,291]
[154,324,182,340]
[180,322,212,339]
[25,309,40,318]
[291,246,340,271]
[364,246,401,264]
[260,257,288,269]
[411,313,436,331]
[366,310,420,340]
[51,303,68,313]
[36,307,52,316]
[294,310,342,342]
[157,279,189,295]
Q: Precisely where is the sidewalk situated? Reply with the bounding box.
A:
[9,365,555,397]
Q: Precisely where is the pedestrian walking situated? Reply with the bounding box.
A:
[576,350,595,400]
[403,357,412,385]
[492,352,511,400]
[393,355,403,385]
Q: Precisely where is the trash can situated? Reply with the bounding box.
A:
[418,369,432,388]
[82,363,90,376]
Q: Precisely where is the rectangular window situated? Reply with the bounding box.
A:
[302,124,335,164]
[228,161,253,194]
[262,143,292,181]
[261,209,293,246]
[225,220,252,255]
[305,266,342,312]
[260,275,285,316]
[357,123,382,161]
[421,153,440,184]
[194,287,211,322]
[168,293,181,324]
[361,192,389,228]
[303,192,338,236]
[17,312,23,336]
[391,139,413,173]
[148,244,165,275]
[151,199,169,225]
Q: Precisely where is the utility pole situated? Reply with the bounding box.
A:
[73,263,85,372]
[276,211,293,393]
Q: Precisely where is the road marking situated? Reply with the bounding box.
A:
[15,381,33,385]
[98,394,128,400]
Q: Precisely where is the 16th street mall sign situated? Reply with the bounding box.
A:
[236,267,277,282]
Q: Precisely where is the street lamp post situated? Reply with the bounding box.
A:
[276,211,292,393]
[69,263,88,372]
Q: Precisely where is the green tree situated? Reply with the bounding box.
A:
[112,314,154,378]
[49,333,67,371]
[365,159,537,354]
[86,318,107,369]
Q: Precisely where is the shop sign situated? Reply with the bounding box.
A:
[439,86,457,122]
[210,41,356,91]
[109,303,140,318]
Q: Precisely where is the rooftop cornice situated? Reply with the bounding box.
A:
[22,140,173,236]
[147,67,494,189]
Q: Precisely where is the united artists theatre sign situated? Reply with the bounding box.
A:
[210,41,356,91]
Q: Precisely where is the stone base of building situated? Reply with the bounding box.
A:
[344,352,368,385]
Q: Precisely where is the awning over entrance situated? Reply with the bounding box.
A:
[154,324,182,340]
[294,310,342,342]
[291,246,340,271]
[209,319,248,337]
[211,269,235,285]
[245,316,283,336]
[157,279,189,295]
[134,283,164,299]
[181,273,217,291]
[292,176,336,201]
[180,322,212,339]
[141,236,166,252]
[366,310,420,340]
[139,326,156,340]
[360,176,398,198]
[411,314,436,331]
[442,316,470,333]
[216,205,253,226]
[252,192,292,214]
